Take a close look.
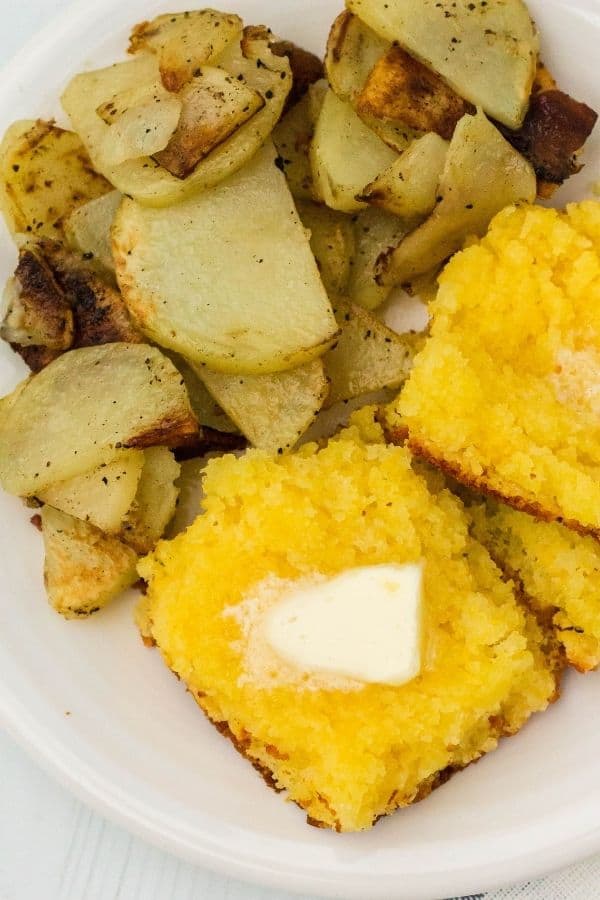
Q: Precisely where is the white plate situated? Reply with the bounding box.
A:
[1,1,599,897]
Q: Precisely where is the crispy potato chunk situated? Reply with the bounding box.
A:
[169,353,238,434]
[377,110,536,288]
[200,360,328,454]
[64,190,122,276]
[120,447,180,554]
[0,343,198,496]
[1,248,73,351]
[347,0,539,130]
[348,207,407,310]
[325,10,389,103]
[296,201,355,296]
[324,299,420,405]
[154,67,264,178]
[129,9,243,92]
[359,133,449,221]
[41,505,138,618]
[272,94,315,201]
[38,451,144,533]
[114,142,337,375]
[310,89,398,213]
[0,120,110,239]
[356,45,473,140]
[270,40,324,109]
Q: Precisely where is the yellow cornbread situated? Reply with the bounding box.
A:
[470,500,600,673]
[138,421,562,832]
[399,201,600,536]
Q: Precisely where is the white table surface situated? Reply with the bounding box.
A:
[0,4,598,900]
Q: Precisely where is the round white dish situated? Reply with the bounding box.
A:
[0,1,599,897]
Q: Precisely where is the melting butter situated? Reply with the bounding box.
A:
[263,564,422,686]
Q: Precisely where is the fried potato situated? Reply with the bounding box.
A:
[41,504,138,618]
[97,81,182,168]
[170,354,238,434]
[358,133,449,221]
[296,200,355,295]
[0,120,111,239]
[0,343,198,496]
[310,89,398,213]
[200,359,328,454]
[347,0,539,130]
[377,110,536,288]
[113,142,337,375]
[64,190,122,275]
[120,447,180,554]
[1,248,73,351]
[307,79,328,127]
[128,9,243,92]
[269,40,324,109]
[356,45,473,140]
[63,30,291,206]
[272,93,314,200]
[325,10,389,103]
[154,66,264,178]
[38,450,144,533]
[324,299,420,405]
[348,207,407,310]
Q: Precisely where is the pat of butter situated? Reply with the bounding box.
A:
[263,564,422,686]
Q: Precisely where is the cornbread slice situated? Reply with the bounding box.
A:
[138,421,562,832]
[399,202,600,537]
[470,499,600,673]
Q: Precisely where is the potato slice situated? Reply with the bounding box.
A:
[200,359,328,454]
[347,0,539,130]
[62,31,291,206]
[129,9,243,92]
[307,79,328,127]
[0,120,110,239]
[0,343,198,496]
[296,200,355,296]
[269,40,324,109]
[38,450,144,533]
[1,248,73,351]
[325,300,420,405]
[358,133,449,221]
[64,190,122,275]
[310,89,398,213]
[348,207,407,310]
[356,45,473,139]
[170,353,238,434]
[114,142,337,375]
[154,66,264,178]
[97,83,182,168]
[41,504,138,618]
[120,447,180,554]
[272,93,314,201]
[166,457,205,538]
[377,110,536,288]
[325,10,389,103]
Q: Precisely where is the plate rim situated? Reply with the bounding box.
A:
[1,0,600,897]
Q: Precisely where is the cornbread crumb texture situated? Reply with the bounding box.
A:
[399,201,600,535]
[139,424,560,832]
[471,500,600,673]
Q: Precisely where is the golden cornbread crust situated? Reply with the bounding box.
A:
[139,420,564,832]
[399,202,600,540]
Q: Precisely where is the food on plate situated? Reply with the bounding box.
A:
[269,40,324,110]
[0,343,197,496]
[470,499,600,673]
[324,299,420,405]
[325,10,389,105]
[170,355,239,435]
[113,142,338,374]
[64,190,122,276]
[119,447,181,554]
[358,132,449,221]
[62,24,292,205]
[200,360,328,454]
[355,45,473,140]
[309,88,398,212]
[41,505,139,618]
[399,201,600,536]
[0,120,111,241]
[272,94,316,201]
[347,206,407,309]
[346,0,539,129]
[138,419,563,832]
[295,200,355,295]
[38,451,145,534]
[377,109,536,288]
